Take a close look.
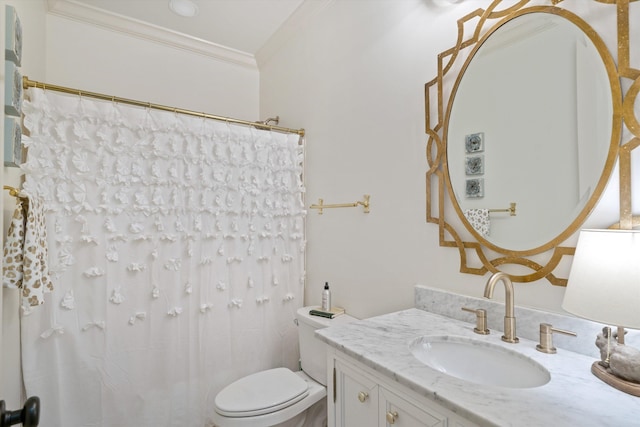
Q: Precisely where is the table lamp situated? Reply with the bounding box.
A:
[562,229,640,396]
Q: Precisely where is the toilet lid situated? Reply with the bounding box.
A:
[215,368,310,417]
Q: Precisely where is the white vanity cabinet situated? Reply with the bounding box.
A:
[329,351,477,427]
[334,358,379,426]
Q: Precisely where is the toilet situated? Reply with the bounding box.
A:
[212,306,356,427]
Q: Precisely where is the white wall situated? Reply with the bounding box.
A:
[44,18,259,121]
[259,0,639,320]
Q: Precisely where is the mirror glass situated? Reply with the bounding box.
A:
[446,11,617,252]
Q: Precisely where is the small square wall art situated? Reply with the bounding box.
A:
[465,155,484,175]
[4,117,22,167]
[4,61,22,117]
[5,5,22,66]
[465,132,484,153]
[465,178,484,198]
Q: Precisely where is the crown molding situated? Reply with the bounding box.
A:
[46,0,258,69]
[256,0,334,68]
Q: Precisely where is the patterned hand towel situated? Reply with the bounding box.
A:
[463,208,490,238]
[3,193,53,307]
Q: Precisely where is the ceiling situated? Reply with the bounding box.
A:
[56,0,306,56]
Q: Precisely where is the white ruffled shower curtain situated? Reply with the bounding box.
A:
[19,88,306,426]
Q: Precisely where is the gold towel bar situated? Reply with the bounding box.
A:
[309,195,370,215]
[489,202,516,216]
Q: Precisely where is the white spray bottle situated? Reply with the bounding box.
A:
[322,282,331,311]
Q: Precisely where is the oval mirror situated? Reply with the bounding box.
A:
[445,9,620,253]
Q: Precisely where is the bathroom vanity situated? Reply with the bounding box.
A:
[317,290,640,426]
[330,346,475,427]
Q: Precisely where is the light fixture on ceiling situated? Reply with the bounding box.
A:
[168,0,199,18]
[432,0,463,6]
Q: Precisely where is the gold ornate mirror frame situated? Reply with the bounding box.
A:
[425,0,639,286]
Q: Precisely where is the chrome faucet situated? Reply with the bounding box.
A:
[483,272,519,343]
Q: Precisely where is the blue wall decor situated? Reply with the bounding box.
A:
[5,5,22,66]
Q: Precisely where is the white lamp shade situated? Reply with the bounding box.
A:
[562,229,640,329]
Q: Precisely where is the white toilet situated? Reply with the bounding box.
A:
[212,306,356,427]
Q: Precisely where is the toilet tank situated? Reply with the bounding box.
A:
[296,307,356,386]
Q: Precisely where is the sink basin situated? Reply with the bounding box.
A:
[409,335,550,389]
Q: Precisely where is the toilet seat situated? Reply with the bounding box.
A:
[215,367,309,417]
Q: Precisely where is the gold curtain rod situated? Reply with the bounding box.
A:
[22,76,305,137]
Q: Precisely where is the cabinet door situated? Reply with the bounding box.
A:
[334,359,379,427]
[379,387,447,427]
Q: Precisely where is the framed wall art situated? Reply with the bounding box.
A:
[465,132,484,153]
[465,155,484,175]
[465,178,484,198]
[4,61,22,117]
[5,5,22,66]
[4,116,22,167]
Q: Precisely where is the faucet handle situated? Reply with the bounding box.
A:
[536,323,577,354]
[461,307,490,335]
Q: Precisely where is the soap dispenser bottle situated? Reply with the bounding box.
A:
[322,282,331,311]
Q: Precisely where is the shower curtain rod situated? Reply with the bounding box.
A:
[22,76,305,137]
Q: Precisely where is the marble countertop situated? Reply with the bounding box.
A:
[316,308,640,427]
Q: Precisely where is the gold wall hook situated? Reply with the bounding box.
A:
[310,194,370,215]
[3,185,21,198]
[3,185,27,202]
